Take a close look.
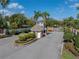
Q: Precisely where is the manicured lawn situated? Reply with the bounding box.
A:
[62,49,76,59]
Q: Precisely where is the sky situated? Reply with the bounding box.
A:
[0,0,79,20]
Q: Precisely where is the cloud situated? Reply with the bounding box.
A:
[0,9,14,16]
[75,3,79,7]
[8,3,24,9]
[0,9,9,13]
[67,0,78,2]
[65,0,78,5]
[20,10,25,14]
[69,3,79,8]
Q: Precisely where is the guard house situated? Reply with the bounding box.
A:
[31,24,44,38]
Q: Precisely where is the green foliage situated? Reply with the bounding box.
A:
[18,32,36,41]
[26,20,35,26]
[74,35,79,48]
[62,49,75,59]
[0,14,7,28]
[18,33,28,41]
[63,17,76,28]
[33,11,50,25]
[46,18,59,27]
[0,0,9,8]
[64,27,71,32]
[63,32,74,42]
[34,11,42,22]
[10,14,27,28]
[74,24,79,29]
[28,32,36,38]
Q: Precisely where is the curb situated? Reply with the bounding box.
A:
[60,42,64,55]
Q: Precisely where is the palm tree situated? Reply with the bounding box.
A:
[42,12,49,19]
[42,11,50,27]
[33,11,41,23]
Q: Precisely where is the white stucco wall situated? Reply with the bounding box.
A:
[36,32,42,38]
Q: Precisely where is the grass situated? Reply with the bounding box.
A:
[62,48,76,59]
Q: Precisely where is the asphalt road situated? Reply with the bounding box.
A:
[0,32,64,59]
[0,36,25,59]
[0,36,17,45]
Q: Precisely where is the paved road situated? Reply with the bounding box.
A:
[0,36,24,59]
[0,36,17,45]
[0,32,64,59]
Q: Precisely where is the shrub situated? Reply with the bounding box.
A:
[28,32,36,38]
[74,25,79,29]
[18,32,36,41]
[74,35,79,48]
[6,29,16,35]
[63,32,74,42]
[64,27,71,32]
[18,33,28,41]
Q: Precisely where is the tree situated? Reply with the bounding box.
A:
[46,19,54,27]
[45,18,59,27]
[74,35,79,48]
[9,13,27,28]
[0,0,9,8]
[33,11,41,23]
[0,14,4,28]
[0,0,9,15]
[26,20,35,27]
[42,12,49,19]
[33,11,50,27]
[42,12,50,27]
[0,14,7,28]
[63,16,74,27]
[0,0,10,29]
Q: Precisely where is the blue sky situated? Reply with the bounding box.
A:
[0,0,79,20]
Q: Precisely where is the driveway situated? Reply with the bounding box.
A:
[1,32,64,59]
